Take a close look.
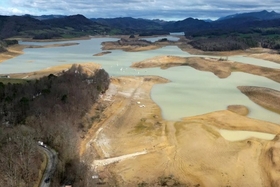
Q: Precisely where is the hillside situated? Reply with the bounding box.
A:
[0,10,280,51]
[218,10,280,21]
[0,64,110,186]
[91,17,168,35]
[0,14,116,39]
[0,15,48,39]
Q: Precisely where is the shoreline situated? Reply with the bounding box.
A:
[131,55,280,83]
[1,36,280,185]
[80,74,280,186]
[0,44,25,63]
[1,35,280,65]
[2,61,280,185]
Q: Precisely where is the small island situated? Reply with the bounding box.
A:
[93,51,112,56]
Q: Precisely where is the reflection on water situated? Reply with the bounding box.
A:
[0,37,280,124]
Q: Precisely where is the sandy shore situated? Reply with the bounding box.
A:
[227,105,249,116]
[26,42,79,48]
[131,55,280,83]
[93,51,112,56]
[79,74,280,186]
[0,44,25,63]
[101,36,178,52]
[4,59,280,186]
[249,53,280,64]
[238,86,280,114]
[5,63,101,80]
[0,42,79,64]
[1,36,280,186]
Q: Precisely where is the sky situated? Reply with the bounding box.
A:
[0,0,280,21]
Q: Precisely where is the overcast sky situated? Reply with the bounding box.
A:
[0,0,280,20]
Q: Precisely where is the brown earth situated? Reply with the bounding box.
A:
[102,41,161,52]
[1,37,280,186]
[79,75,280,187]
[131,55,280,83]
[93,51,112,56]
[238,86,280,115]
[25,42,79,49]
[0,44,25,63]
[0,42,79,64]
[100,36,279,58]
[5,63,101,80]
[101,36,179,52]
[227,105,249,116]
[249,53,280,64]
[3,59,280,186]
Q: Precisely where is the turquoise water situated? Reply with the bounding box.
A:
[0,37,279,124]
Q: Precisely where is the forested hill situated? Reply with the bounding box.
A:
[218,10,280,21]
[1,10,280,40]
[0,64,110,186]
[0,14,115,39]
[1,10,280,51]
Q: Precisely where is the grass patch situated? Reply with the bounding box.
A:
[0,78,28,84]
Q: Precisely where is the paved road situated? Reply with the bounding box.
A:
[38,145,58,187]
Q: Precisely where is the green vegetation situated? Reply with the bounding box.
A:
[0,78,28,84]
[188,28,280,51]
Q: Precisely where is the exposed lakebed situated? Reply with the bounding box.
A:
[0,37,279,124]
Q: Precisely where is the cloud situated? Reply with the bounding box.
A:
[3,0,280,20]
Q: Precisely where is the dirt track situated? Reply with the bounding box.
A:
[2,39,280,186]
[80,75,280,187]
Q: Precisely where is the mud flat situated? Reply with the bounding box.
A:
[25,42,79,48]
[0,42,79,64]
[101,37,178,52]
[102,40,161,52]
[80,74,280,186]
[93,51,112,56]
[0,44,25,63]
[227,105,249,116]
[131,55,280,83]
[238,86,280,115]
[4,62,280,186]
[249,52,280,64]
[3,63,101,79]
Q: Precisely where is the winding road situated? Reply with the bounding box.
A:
[38,145,58,187]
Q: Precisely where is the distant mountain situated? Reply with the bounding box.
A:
[0,14,115,39]
[28,14,66,20]
[218,10,280,21]
[91,17,163,31]
[163,17,211,33]
[163,10,280,36]
[0,10,280,40]
[0,15,48,39]
[39,14,115,37]
[44,14,96,29]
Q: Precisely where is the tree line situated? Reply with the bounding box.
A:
[0,64,110,186]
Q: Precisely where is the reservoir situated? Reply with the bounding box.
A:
[0,37,279,124]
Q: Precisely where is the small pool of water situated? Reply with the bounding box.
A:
[219,129,276,141]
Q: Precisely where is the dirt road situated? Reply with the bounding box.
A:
[80,75,280,186]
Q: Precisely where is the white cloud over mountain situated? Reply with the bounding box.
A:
[2,0,280,20]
